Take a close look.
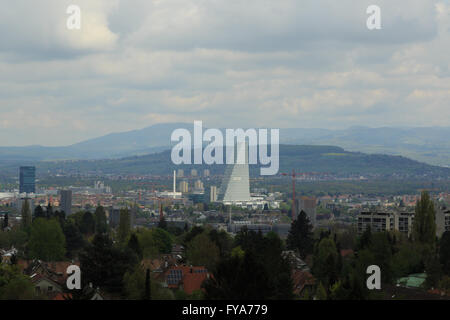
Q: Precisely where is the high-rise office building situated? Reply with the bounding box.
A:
[19,166,36,194]
[217,142,251,204]
[60,190,73,215]
[297,197,317,227]
[179,180,189,193]
[203,169,210,177]
[191,169,198,177]
[210,186,218,202]
[177,169,184,178]
[194,180,204,192]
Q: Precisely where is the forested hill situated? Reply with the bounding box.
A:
[21,145,450,178]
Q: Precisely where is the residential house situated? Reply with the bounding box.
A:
[162,266,210,295]
[19,259,80,299]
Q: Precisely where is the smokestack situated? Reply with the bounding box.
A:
[173,170,176,194]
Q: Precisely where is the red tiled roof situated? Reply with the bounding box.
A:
[340,249,354,257]
[292,270,315,295]
[183,272,209,295]
[53,293,71,300]
[164,266,209,295]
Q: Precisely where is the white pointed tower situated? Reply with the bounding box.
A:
[218,141,251,204]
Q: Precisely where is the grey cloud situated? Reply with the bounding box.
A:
[0,0,449,146]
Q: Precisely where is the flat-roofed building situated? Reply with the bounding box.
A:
[297,197,317,227]
[59,190,72,215]
[210,186,217,202]
[194,180,204,192]
[19,166,36,194]
[179,181,189,193]
[357,211,414,236]
[436,207,450,237]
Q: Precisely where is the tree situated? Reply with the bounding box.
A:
[54,210,66,229]
[204,229,293,300]
[370,232,394,283]
[392,242,423,279]
[127,233,143,260]
[439,276,450,295]
[94,206,107,234]
[63,220,85,259]
[46,204,54,219]
[122,265,172,300]
[21,199,32,230]
[158,217,167,230]
[203,251,273,300]
[0,226,28,253]
[118,208,131,243]
[145,268,151,300]
[80,211,96,235]
[356,226,372,251]
[315,282,327,300]
[33,205,45,220]
[149,228,173,254]
[231,246,245,259]
[425,253,442,289]
[186,233,220,270]
[209,229,233,258]
[440,231,450,276]
[234,228,293,299]
[189,290,204,300]
[286,210,314,259]
[412,191,436,246]
[183,226,205,245]
[80,234,138,295]
[123,265,145,300]
[329,266,369,300]
[28,218,66,261]
[312,237,339,290]
[0,264,34,300]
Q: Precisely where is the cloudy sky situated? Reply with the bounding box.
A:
[0,0,449,146]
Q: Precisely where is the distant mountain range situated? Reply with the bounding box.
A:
[0,123,449,167]
[279,126,450,167]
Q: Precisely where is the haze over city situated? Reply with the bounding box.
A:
[2,0,450,308]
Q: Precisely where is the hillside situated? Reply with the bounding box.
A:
[26,145,450,178]
[0,124,449,166]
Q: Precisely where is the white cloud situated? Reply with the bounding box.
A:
[0,0,449,145]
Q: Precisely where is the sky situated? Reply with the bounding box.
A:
[0,0,449,146]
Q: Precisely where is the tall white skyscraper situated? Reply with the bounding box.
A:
[217,142,251,204]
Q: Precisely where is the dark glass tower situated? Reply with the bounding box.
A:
[19,166,36,194]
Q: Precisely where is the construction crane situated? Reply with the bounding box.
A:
[281,169,297,221]
[281,170,323,221]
